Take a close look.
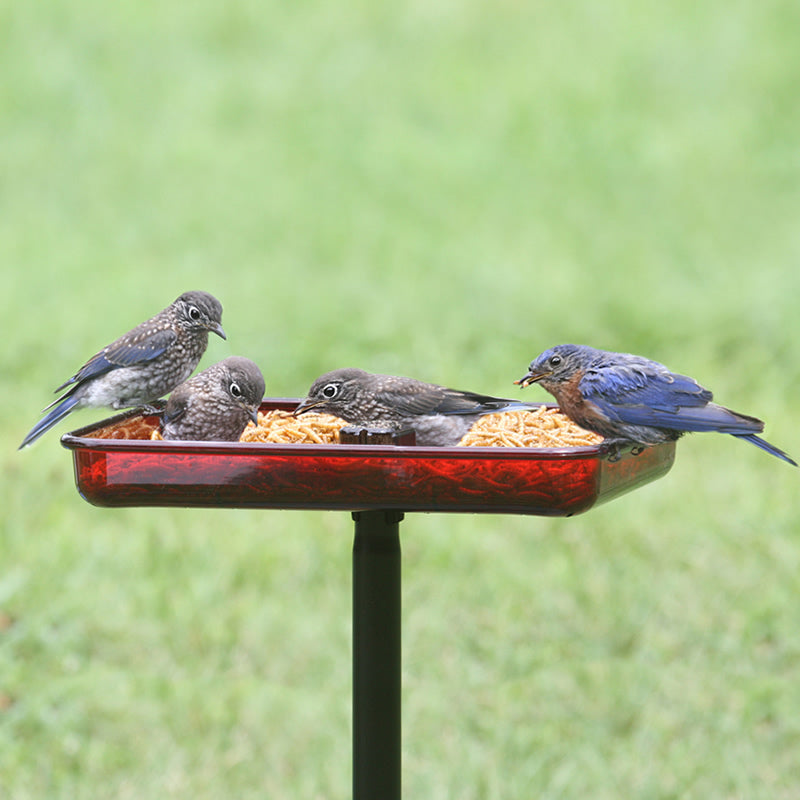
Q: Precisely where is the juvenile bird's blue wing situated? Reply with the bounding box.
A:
[55,328,178,392]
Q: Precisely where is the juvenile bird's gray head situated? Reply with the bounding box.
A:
[173,291,226,340]
[516,344,593,391]
[218,356,265,425]
[293,368,368,418]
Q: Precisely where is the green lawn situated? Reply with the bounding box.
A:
[2,1,800,797]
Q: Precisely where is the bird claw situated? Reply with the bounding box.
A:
[606,444,647,462]
[137,401,167,417]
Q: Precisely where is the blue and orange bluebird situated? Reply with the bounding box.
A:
[516,344,796,466]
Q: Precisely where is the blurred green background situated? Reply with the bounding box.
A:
[2,1,799,797]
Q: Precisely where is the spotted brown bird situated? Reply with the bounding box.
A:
[20,291,225,448]
[294,367,537,447]
[160,357,265,442]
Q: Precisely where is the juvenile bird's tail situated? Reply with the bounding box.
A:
[734,433,798,467]
[19,394,82,449]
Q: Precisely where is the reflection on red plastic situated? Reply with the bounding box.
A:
[61,400,675,516]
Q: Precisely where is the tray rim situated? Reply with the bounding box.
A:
[60,399,614,462]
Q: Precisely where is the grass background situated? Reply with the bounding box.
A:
[2,0,799,797]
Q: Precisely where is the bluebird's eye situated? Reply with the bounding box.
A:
[230,382,242,398]
[548,355,562,368]
[322,383,339,399]
[188,306,201,321]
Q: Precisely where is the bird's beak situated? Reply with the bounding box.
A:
[514,368,549,389]
[292,398,324,417]
[210,322,227,340]
[248,406,260,426]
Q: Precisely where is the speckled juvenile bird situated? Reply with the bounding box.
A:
[159,357,265,442]
[294,367,538,447]
[516,344,797,466]
[19,290,226,448]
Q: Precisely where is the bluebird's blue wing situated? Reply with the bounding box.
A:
[580,360,710,411]
[580,362,764,435]
[55,327,177,393]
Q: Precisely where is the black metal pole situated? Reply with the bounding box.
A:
[352,509,403,800]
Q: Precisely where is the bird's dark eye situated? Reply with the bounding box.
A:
[322,383,339,399]
[549,355,562,368]
[230,382,242,398]
[188,306,201,321]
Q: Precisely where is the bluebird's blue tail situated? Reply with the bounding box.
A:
[19,394,82,449]
[734,433,798,467]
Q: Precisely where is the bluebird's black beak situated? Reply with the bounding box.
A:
[515,367,548,389]
[210,322,227,340]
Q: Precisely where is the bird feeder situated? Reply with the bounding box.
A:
[62,398,675,799]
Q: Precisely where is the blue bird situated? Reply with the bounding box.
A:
[20,291,226,448]
[516,344,796,466]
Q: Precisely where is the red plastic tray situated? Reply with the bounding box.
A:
[61,399,675,516]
